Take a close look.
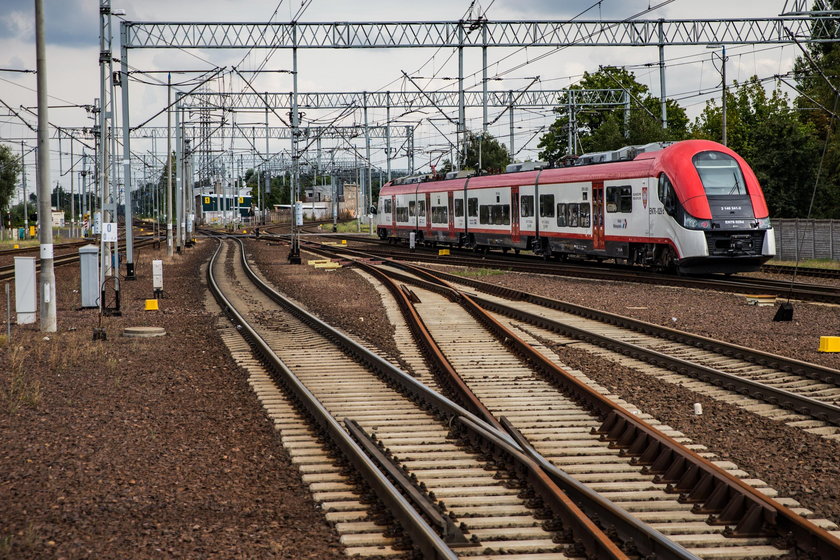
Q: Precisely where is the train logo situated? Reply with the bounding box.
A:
[642,186,648,209]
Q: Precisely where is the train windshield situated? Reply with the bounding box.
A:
[692,151,747,196]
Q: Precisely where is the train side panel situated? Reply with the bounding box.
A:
[377,139,774,273]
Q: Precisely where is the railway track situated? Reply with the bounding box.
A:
[303,240,840,437]
[219,236,840,558]
[280,239,840,558]
[0,237,160,282]
[333,237,840,305]
[760,263,840,280]
[208,237,651,559]
[394,264,840,439]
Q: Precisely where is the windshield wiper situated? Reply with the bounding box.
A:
[728,171,742,195]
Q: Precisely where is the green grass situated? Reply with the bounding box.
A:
[450,267,506,278]
[767,258,840,270]
[0,239,39,249]
[321,220,372,233]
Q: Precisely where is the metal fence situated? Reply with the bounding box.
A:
[773,219,840,261]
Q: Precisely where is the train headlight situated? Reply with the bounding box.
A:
[682,214,711,230]
[754,217,772,229]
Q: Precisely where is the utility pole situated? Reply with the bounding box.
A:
[457,23,465,171]
[20,141,28,239]
[98,0,118,313]
[35,0,56,332]
[175,93,183,253]
[288,24,302,263]
[185,137,193,243]
[508,91,515,163]
[385,96,392,182]
[120,20,136,279]
[658,20,668,130]
[166,73,174,256]
[251,126,259,223]
[264,105,270,227]
[70,137,75,237]
[721,45,728,146]
[363,92,372,234]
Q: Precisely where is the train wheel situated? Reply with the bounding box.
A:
[655,247,677,273]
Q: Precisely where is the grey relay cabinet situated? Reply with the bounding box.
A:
[79,245,99,308]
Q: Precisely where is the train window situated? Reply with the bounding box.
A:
[409,200,416,217]
[693,151,747,196]
[396,207,409,221]
[383,199,392,213]
[606,186,632,213]
[493,204,510,225]
[579,203,591,228]
[480,204,510,225]
[418,200,426,217]
[567,203,579,227]
[556,203,567,227]
[658,174,677,215]
[431,206,448,223]
[454,198,464,217]
[539,194,555,217]
[520,195,534,218]
[468,197,478,217]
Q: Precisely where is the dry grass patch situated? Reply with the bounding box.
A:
[0,346,42,414]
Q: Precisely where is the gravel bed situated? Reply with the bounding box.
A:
[244,239,405,370]
[431,266,840,370]
[240,247,840,531]
[534,335,840,527]
[0,240,345,559]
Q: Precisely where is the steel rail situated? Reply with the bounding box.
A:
[367,256,840,560]
[329,237,840,305]
[232,238,631,560]
[760,264,840,280]
[299,242,701,560]
[401,264,840,388]
[469,292,840,426]
[0,239,89,257]
[0,237,159,282]
[206,239,459,560]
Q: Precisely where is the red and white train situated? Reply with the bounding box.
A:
[375,139,775,274]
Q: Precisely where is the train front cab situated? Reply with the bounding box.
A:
[656,142,775,274]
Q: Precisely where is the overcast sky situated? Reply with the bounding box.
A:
[0,0,804,198]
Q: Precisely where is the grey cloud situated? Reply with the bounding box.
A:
[493,0,659,19]
[1,0,98,48]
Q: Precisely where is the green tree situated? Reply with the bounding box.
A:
[792,0,840,218]
[692,76,821,218]
[461,132,510,173]
[0,144,22,214]
[439,132,510,175]
[538,67,688,161]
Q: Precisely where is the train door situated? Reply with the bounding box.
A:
[592,181,605,250]
[511,186,520,243]
[391,195,397,230]
[421,192,430,232]
[448,191,454,237]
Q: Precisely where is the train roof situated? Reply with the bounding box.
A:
[380,139,769,219]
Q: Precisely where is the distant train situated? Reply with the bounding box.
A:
[375,139,775,274]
